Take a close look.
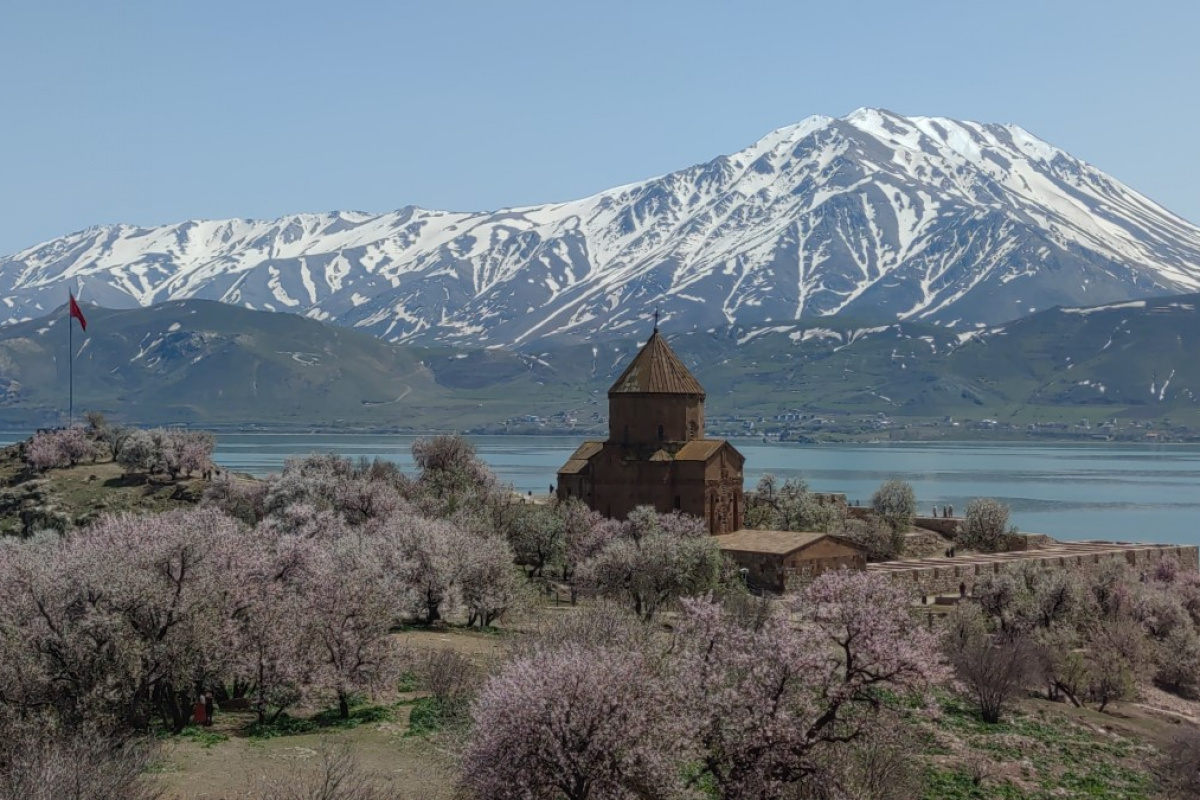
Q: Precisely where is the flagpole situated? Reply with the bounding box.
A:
[69,293,74,427]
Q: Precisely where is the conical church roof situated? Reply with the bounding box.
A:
[608,330,706,397]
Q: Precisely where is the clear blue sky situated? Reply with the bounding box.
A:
[2,0,1197,255]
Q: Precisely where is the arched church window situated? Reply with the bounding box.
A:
[687,421,697,440]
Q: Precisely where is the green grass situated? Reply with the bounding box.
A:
[404,697,445,738]
[395,671,419,693]
[174,725,228,748]
[917,694,1157,799]
[246,703,396,740]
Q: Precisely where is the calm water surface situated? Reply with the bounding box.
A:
[3,432,1197,545]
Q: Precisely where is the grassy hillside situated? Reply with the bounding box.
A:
[0,442,209,536]
[0,300,592,429]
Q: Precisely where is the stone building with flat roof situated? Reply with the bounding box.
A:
[557,327,745,534]
[718,530,867,593]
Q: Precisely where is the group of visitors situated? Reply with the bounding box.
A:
[931,504,955,518]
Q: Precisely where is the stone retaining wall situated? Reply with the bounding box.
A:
[913,516,960,538]
[903,529,949,558]
[870,543,1200,598]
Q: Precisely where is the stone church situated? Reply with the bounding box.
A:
[556,327,745,534]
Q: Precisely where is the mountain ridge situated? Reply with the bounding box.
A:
[4,109,1200,347]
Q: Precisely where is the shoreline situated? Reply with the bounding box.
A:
[4,429,1200,446]
[4,428,1200,447]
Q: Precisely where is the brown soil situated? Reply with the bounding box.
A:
[153,718,456,800]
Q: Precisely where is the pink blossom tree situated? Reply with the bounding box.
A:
[0,508,243,730]
[460,644,685,800]
[0,722,163,800]
[303,535,407,718]
[225,532,320,724]
[559,502,615,601]
[459,535,529,628]
[506,505,564,579]
[380,515,472,624]
[22,427,94,471]
[171,430,215,477]
[334,477,407,526]
[672,570,947,799]
[263,453,352,516]
[578,509,720,621]
[410,435,501,517]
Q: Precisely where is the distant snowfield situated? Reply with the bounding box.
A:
[3,108,1200,346]
[1062,300,1147,316]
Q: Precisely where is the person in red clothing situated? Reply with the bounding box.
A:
[193,695,208,727]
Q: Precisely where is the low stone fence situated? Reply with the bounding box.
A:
[913,516,961,538]
[1003,533,1055,551]
[911,519,1056,552]
[870,542,1200,599]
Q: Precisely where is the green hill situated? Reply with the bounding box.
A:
[2,295,1198,434]
[0,300,588,429]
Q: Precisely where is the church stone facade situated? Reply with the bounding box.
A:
[557,329,744,535]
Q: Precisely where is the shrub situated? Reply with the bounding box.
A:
[837,513,905,560]
[0,722,162,800]
[115,429,156,474]
[257,740,401,800]
[870,479,916,534]
[1155,626,1200,696]
[946,619,1036,724]
[1160,726,1200,799]
[958,498,1015,552]
[747,475,842,533]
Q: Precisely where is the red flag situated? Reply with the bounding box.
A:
[69,294,87,331]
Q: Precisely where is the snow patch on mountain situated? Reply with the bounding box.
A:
[4,109,1200,347]
[1062,300,1148,316]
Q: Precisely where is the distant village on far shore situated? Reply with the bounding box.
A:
[496,407,1195,443]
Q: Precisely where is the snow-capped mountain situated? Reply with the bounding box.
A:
[4,108,1200,346]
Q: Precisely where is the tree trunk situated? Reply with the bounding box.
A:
[156,684,192,732]
[338,690,350,720]
[256,662,267,724]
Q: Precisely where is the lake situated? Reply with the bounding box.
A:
[3,432,1197,545]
